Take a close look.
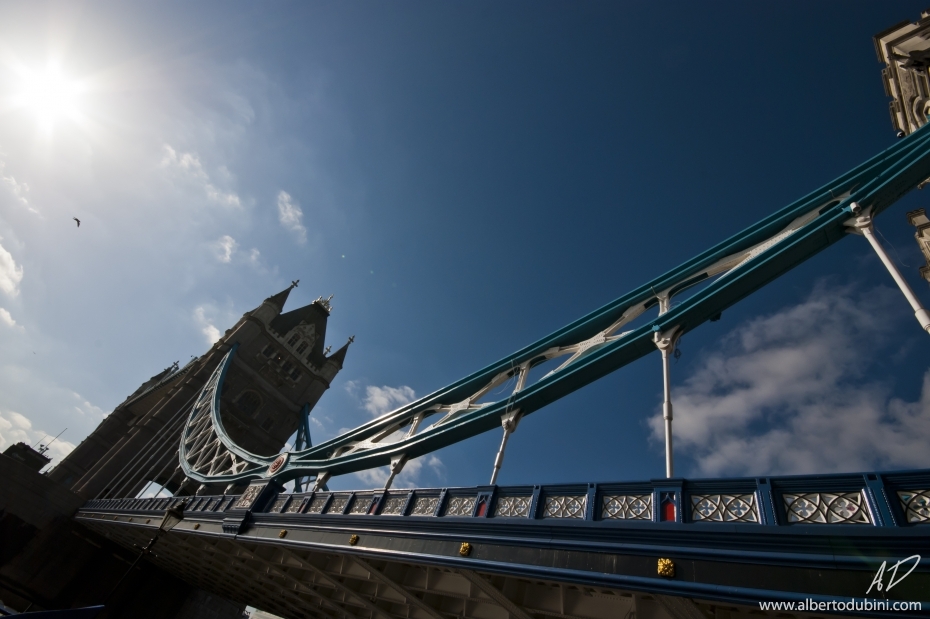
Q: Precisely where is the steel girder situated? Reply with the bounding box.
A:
[178,123,930,487]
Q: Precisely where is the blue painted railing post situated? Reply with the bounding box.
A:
[585,484,597,521]
[529,486,542,519]
[755,478,778,525]
[863,474,897,526]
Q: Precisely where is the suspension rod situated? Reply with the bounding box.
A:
[851,204,930,333]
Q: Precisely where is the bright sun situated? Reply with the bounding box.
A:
[13,64,82,129]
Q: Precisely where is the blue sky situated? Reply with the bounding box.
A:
[1,1,930,492]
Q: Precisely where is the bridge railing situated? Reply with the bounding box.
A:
[82,469,930,528]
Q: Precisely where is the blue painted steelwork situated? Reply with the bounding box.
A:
[80,469,930,613]
[178,124,930,487]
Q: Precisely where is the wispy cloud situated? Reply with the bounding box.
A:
[71,391,105,419]
[0,307,22,330]
[211,234,238,263]
[354,454,445,489]
[277,191,307,244]
[0,160,36,213]
[349,383,417,417]
[193,305,222,344]
[161,144,242,207]
[652,283,930,476]
[0,238,23,297]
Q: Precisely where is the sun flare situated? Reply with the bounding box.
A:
[12,64,83,129]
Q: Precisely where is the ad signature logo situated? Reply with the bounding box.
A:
[866,555,920,595]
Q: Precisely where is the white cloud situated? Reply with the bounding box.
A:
[193,305,222,344]
[0,239,23,297]
[0,160,36,213]
[0,409,76,466]
[360,384,416,417]
[71,391,106,420]
[161,144,242,207]
[277,190,307,243]
[652,283,930,476]
[0,307,19,329]
[211,234,238,263]
[354,454,445,489]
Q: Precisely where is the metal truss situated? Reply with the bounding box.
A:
[179,346,276,485]
[178,123,930,488]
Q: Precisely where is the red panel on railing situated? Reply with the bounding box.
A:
[661,500,676,522]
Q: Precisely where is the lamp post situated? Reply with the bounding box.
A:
[104,500,187,604]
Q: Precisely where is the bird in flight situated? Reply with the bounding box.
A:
[73,217,80,227]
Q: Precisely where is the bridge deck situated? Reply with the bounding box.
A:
[75,470,930,619]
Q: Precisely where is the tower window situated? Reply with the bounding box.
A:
[287,334,300,346]
[295,341,309,354]
[282,361,294,373]
[235,391,263,417]
[261,345,275,358]
[289,369,302,381]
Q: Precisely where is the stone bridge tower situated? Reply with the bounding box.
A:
[48,284,351,498]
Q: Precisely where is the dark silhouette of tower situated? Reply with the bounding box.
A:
[47,285,351,499]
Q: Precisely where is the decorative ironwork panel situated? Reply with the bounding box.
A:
[349,495,373,514]
[233,485,262,510]
[897,490,930,523]
[326,495,350,514]
[380,496,407,515]
[544,495,586,519]
[411,496,439,516]
[783,492,872,524]
[269,496,290,513]
[601,495,652,520]
[494,496,531,518]
[286,497,306,513]
[306,495,329,514]
[690,494,759,523]
[444,496,476,517]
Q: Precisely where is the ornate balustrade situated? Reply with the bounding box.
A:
[82,468,930,527]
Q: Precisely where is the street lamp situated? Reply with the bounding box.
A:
[104,500,187,604]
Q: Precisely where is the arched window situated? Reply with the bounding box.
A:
[295,341,309,354]
[236,391,262,417]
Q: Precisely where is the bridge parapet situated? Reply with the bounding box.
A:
[82,469,930,528]
[75,470,930,619]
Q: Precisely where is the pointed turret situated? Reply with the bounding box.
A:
[321,335,352,382]
[266,287,293,311]
[326,336,353,367]
[252,280,300,323]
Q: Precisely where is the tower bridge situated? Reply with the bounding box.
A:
[4,11,930,619]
